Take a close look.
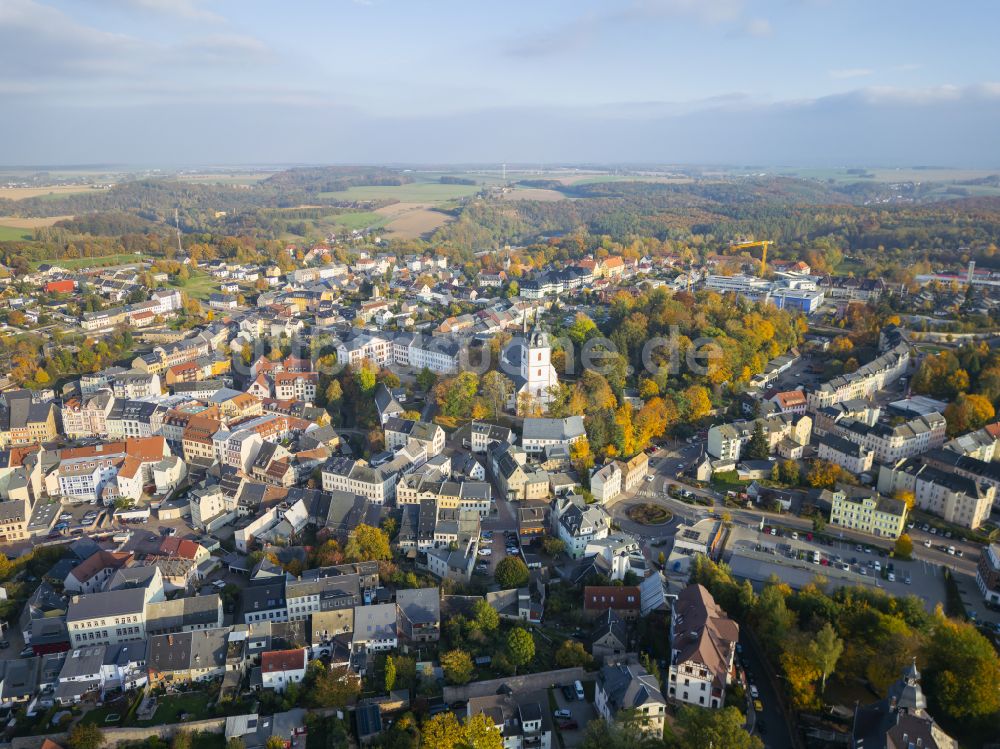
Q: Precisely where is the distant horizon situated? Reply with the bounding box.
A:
[3,1,999,166]
[3,163,1000,173]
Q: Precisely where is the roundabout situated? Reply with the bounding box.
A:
[625,503,673,525]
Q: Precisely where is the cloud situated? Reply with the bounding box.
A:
[110,0,224,23]
[504,0,750,57]
[0,0,143,77]
[742,18,773,37]
[829,68,874,80]
[176,34,273,65]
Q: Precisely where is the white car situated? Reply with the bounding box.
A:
[477,548,492,557]
[749,685,760,699]
[553,709,572,720]
[924,539,932,548]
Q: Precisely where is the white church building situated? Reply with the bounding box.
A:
[505,316,560,415]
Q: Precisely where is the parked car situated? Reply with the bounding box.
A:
[561,684,576,701]
[749,685,760,699]
[0,641,9,650]
[558,720,579,731]
[753,699,763,713]
[554,709,572,720]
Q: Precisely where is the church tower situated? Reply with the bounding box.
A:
[521,312,556,399]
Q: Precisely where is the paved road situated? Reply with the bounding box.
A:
[740,630,794,749]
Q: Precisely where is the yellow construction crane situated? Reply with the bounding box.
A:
[728,239,774,276]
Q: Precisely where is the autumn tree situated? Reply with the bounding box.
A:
[675,705,764,749]
[480,371,513,419]
[306,662,361,708]
[385,654,397,693]
[780,636,822,710]
[435,372,480,418]
[806,459,842,489]
[923,608,1000,719]
[943,392,995,437]
[554,640,593,669]
[421,712,502,749]
[345,524,391,562]
[440,649,474,685]
[416,367,438,392]
[808,622,844,694]
[67,723,104,749]
[894,533,913,560]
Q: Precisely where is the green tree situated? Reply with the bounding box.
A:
[480,371,514,419]
[265,738,286,749]
[306,661,361,708]
[473,599,499,633]
[744,420,770,460]
[226,739,246,749]
[506,628,535,674]
[345,524,391,562]
[170,731,192,749]
[554,640,593,669]
[416,367,438,392]
[67,723,104,749]
[494,556,529,589]
[779,459,800,485]
[894,533,914,560]
[541,537,566,557]
[422,712,503,749]
[923,609,1000,719]
[675,705,764,749]
[385,654,397,693]
[440,649,475,685]
[808,622,844,694]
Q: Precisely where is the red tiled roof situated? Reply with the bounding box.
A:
[583,585,640,611]
[261,648,306,673]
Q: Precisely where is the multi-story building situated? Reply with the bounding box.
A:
[260,649,307,693]
[806,342,910,411]
[829,412,946,465]
[920,448,1000,510]
[828,487,907,540]
[392,333,462,374]
[466,691,552,749]
[0,390,58,448]
[466,421,515,454]
[975,543,1000,606]
[667,584,738,710]
[57,437,170,502]
[816,433,875,475]
[396,587,440,643]
[878,460,995,530]
[395,475,492,518]
[285,574,361,621]
[383,418,445,457]
[596,660,667,736]
[590,462,622,504]
[553,496,611,558]
[321,457,396,504]
[273,372,318,403]
[521,416,585,455]
[707,413,811,461]
[66,588,148,648]
[335,332,392,367]
[61,390,117,440]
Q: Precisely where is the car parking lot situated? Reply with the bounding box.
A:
[474,529,522,577]
[550,683,596,748]
[736,527,948,611]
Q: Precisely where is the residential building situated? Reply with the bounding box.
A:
[552,496,611,559]
[878,460,995,530]
[590,463,622,505]
[667,584,738,710]
[260,649,307,693]
[583,586,640,621]
[595,660,667,737]
[352,604,398,653]
[829,487,907,540]
[707,413,811,461]
[829,412,946,465]
[806,342,910,411]
[852,663,956,749]
[975,543,1000,606]
[521,416,585,455]
[146,628,230,687]
[816,433,875,475]
[66,588,148,648]
[321,457,396,504]
[395,587,440,643]
[466,690,553,749]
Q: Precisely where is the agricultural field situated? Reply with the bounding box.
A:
[0,225,32,241]
[0,215,74,229]
[319,181,480,202]
[174,171,273,185]
[331,211,389,231]
[378,206,451,238]
[503,187,568,201]
[28,253,142,271]
[0,185,99,200]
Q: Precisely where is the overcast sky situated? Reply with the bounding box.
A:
[2,0,999,167]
